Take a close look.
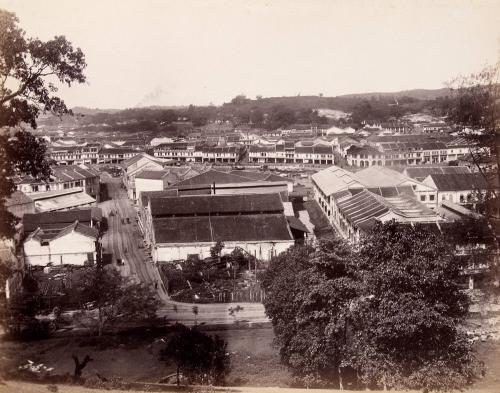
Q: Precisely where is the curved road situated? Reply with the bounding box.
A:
[99,173,269,326]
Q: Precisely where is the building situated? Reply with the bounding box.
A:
[311,165,442,241]
[153,143,241,163]
[23,207,102,236]
[23,222,99,267]
[29,189,97,212]
[99,147,143,164]
[22,207,102,267]
[402,166,471,182]
[15,164,100,202]
[248,143,334,164]
[144,194,295,263]
[49,144,100,165]
[422,173,496,205]
[346,145,384,167]
[164,169,291,197]
[122,153,167,200]
[134,170,170,202]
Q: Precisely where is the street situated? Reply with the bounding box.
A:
[99,172,269,326]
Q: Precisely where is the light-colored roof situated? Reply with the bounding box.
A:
[353,166,414,188]
[33,191,96,212]
[311,166,362,196]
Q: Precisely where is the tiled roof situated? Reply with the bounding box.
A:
[135,170,169,180]
[141,190,179,206]
[427,173,491,191]
[150,193,283,217]
[28,220,98,242]
[23,207,102,233]
[154,214,292,243]
[173,170,253,187]
[404,166,471,181]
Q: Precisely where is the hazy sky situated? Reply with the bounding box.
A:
[1,0,499,108]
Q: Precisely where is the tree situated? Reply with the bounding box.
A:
[72,266,159,336]
[447,63,499,214]
[348,222,478,391]
[262,223,481,390]
[160,324,230,386]
[0,9,86,238]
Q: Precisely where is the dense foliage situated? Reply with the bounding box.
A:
[160,323,230,386]
[0,9,86,238]
[262,221,481,390]
[72,266,159,336]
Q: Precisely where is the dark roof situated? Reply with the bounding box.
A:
[29,220,98,242]
[154,214,292,243]
[52,165,99,181]
[173,170,255,187]
[150,194,283,217]
[428,173,491,191]
[23,207,102,233]
[135,170,169,180]
[286,216,309,233]
[229,171,289,183]
[141,189,179,206]
[404,166,471,181]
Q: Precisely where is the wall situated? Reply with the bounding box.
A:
[154,240,294,263]
[24,231,96,266]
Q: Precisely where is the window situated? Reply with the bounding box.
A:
[420,195,426,201]
[429,195,435,201]
[460,195,465,203]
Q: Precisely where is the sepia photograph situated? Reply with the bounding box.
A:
[0,0,499,392]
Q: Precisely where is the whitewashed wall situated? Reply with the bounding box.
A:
[24,231,96,266]
[154,240,294,263]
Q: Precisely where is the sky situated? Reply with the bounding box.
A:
[1,0,499,109]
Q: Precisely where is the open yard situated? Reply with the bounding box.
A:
[0,327,289,388]
[1,324,500,390]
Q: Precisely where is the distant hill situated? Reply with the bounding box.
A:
[340,88,453,101]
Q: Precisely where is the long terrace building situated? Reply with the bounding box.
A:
[143,193,295,263]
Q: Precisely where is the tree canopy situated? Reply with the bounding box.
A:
[262,221,481,390]
[0,9,87,238]
[160,323,230,386]
[72,266,159,336]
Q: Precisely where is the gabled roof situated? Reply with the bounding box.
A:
[173,170,253,187]
[141,189,179,206]
[426,173,492,191]
[135,170,169,180]
[23,207,102,233]
[311,166,362,196]
[27,220,98,243]
[122,153,163,168]
[354,166,417,188]
[336,189,438,229]
[150,193,284,217]
[403,166,471,181]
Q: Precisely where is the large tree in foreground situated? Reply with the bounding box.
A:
[263,222,481,390]
[0,9,86,237]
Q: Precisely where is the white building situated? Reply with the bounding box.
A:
[24,221,99,267]
[135,170,170,202]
